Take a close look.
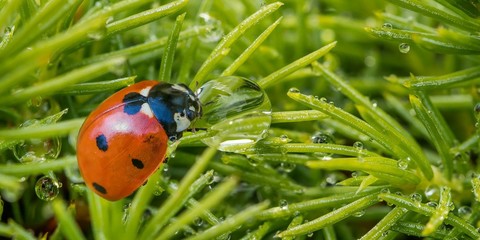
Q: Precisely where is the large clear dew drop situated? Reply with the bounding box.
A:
[196,76,272,153]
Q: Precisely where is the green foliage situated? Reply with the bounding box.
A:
[0,0,479,239]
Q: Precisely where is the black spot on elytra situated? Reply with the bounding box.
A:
[93,182,107,194]
[123,92,147,115]
[96,134,108,151]
[132,158,144,169]
[143,135,155,143]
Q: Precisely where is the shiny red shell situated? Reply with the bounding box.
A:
[77,81,168,201]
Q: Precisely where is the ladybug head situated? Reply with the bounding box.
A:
[177,83,202,125]
[148,82,202,139]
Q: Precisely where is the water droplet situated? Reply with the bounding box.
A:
[449,202,455,211]
[279,162,296,173]
[194,217,204,226]
[382,23,393,30]
[153,181,164,196]
[288,88,300,93]
[207,171,222,186]
[326,174,337,185]
[474,103,480,121]
[198,76,271,153]
[425,185,440,201]
[410,192,422,203]
[398,43,410,53]
[279,135,289,143]
[247,157,259,166]
[326,101,335,111]
[163,163,169,172]
[198,13,224,43]
[426,201,438,208]
[351,172,358,178]
[35,176,60,201]
[279,199,288,210]
[13,118,63,163]
[353,141,364,151]
[106,16,115,25]
[312,133,335,157]
[312,133,334,144]
[397,159,408,170]
[381,188,390,194]
[87,27,107,40]
[353,209,365,217]
[457,206,472,219]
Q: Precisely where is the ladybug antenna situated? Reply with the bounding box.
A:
[203,100,215,106]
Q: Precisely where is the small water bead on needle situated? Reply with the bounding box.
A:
[353,141,364,151]
[288,87,300,93]
[353,209,365,217]
[382,23,393,30]
[425,185,440,201]
[35,175,61,201]
[474,103,480,132]
[457,206,473,219]
[311,132,334,144]
[410,192,423,204]
[198,13,224,43]
[312,132,335,157]
[474,103,480,121]
[325,173,338,185]
[426,201,438,208]
[398,43,410,53]
[397,158,409,170]
[279,199,289,210]
[279,162,296,173]
[353,141,366,161]
[193,217,204,227]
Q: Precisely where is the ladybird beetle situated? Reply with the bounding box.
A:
[77,80,202,201]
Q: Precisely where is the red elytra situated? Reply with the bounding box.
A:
[77,80,202,201]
